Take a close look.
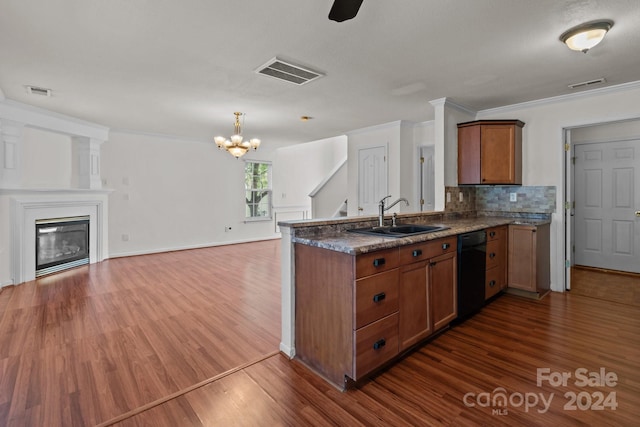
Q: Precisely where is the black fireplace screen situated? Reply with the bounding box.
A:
[35,217,89,276]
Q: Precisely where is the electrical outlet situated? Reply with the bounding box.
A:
[459,192,464,202]
[224,226,232,232]
[446,192,451,203]
[510,192,517,202]
[122,234,129,242]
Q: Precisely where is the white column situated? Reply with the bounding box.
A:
[279,225,296,358]
[0,119,25,188]
[72,136,104,189]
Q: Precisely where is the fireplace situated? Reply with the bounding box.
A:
[35,216,90,277]
[7,193,108,285]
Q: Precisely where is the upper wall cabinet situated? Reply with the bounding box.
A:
[457,120,525,185]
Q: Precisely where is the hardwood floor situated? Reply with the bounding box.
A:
[570,266,640,307]
[0,240,281,427]
[115,292,640,427]
[2,241,639,426]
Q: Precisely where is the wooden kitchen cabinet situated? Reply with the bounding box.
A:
[457,120,524,185]
[398,237,457,351]
[485,226,507,300]
[295,244,399,388]
[508,223,550,296]
[295,235,458,389]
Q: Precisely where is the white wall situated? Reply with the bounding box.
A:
[476,82,640,292]
[21,127,72,188]
[273,135,347,211]
[102,131,280,257]
[571,118,640,143]
[346,121,413,216]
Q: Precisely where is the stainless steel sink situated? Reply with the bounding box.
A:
[348,224,450,237]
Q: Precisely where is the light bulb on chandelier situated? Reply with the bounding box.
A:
[214,112,261,158]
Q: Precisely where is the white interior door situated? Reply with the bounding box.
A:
[357,145,387,215]
[574,139,640,273]
[420,145,435,211]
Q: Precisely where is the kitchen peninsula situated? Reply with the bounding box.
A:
[279,210,551,389]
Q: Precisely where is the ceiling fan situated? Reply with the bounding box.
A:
[329,0,364,22]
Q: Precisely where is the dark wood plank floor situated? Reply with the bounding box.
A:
[114,291,640,426]
[2,241,640,426]
[571,266,640,307]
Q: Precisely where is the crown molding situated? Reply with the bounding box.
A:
[429,97,477,116]
[478,80,640,116]
[0,99,109,140]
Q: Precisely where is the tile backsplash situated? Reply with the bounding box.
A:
[445,186,556,214]
[444,186,476,212]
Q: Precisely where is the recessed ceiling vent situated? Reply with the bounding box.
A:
[568,78,606,89]
[255,57,324,85]
[26,85,52,97]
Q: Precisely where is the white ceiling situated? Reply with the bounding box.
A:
[1,0,639,146]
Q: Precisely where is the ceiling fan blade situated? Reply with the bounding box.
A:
[328,0,364,22]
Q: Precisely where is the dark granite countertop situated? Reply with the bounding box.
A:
[291,216,550,255]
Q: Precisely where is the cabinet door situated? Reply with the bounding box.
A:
[398,260,431,351]
[508,225,536,291]
[430,251,457,331]
[458,124,481,184]
[481,125,517,184]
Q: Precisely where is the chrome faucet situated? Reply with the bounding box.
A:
[378,195,410,226]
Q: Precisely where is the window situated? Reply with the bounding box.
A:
[245,161,272,220]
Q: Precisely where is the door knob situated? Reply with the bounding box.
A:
[636,210,640,217]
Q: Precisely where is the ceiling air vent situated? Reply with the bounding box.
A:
[26,85,52,96]
[568,78,606,89]
[255,57,324,85]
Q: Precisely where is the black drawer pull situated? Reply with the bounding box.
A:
[412,249,422,257]
[489,231,496,238]
[442,243,450,250]
[372,292,386,303]
[373,258,386,267]
[489,252,496,259]
[373,339,386,350]
[489,280,496,288]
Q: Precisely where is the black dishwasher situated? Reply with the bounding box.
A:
[456,230,486,321]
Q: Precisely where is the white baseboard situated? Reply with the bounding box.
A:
[279,342,296,359]
[0,279,15,289]
[108,235,282,259]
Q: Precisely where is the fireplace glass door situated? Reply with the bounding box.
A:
[35,216,90,277]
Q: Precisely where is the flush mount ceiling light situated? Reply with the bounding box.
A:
[560,20,613,53]
[214,112,261,159]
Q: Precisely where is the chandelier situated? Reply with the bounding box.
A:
[214,112,261,158]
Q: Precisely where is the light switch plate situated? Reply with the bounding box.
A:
[510,192,517,202]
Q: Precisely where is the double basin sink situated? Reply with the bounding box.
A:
[348,224,450,238]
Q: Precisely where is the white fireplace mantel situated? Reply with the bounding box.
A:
[10,191,110,284]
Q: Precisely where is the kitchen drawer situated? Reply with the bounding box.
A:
[353,312,399,379]
[486,266,506,300]
[356,248,399,279]
[399,236,457,265]
[487,226,507,242]
[486,239,506,269]
[355,269,399,329]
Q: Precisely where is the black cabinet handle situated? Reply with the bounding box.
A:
[373,258,386,267]
[489,280,496,288]
[489,231,496,238]
[412,249,422,257]
[372,292,386,303]
[489,252,496,259]
[373,339,386,350]
[430,261,437,267]
[442,243,450,250]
